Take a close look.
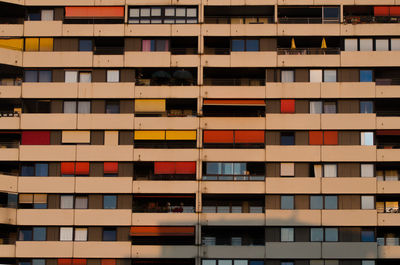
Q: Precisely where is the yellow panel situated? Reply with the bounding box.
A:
[105,131,119,146]
[25,38,39,51]
[135,99,166,113]
[166,130,196,140]
[33,194,47,203]
[134,131,165,140]
[19,194,33,203]
[0,39,23,50]
[39,38,53,51]
[62,131,90,144]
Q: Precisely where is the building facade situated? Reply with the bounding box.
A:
[0,1,400,265]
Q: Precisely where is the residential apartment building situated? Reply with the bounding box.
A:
[0,0,400,265]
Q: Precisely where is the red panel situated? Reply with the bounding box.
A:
[324,131,338,145]
[65,7,124,18]
[203,130,234,143]
[309,131,323,145]
[281,99,295,113]
[21,131,50,145]
[101,260,116,265]
[376,130,400,136]
[390,6,400,16]
[130,226,195,236]
[58,259,72,265]
[234,130,265,143]
[175,162,196,174]
[104,162,118,174]
[72,260,86,265]
[374,6,390,16]
[154,162,175,174]
[61,162,75,175]
[75,162,89,175]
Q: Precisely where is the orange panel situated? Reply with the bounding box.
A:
[374,6,390,16]
[61,162,75,175]
[390,6,400,16]
[234,130,265,143]
[203,130,234,143]
[75,162,89,175]
[73,260,86,265]
[65,7,124,18]
[101,260,116,265]
[203,99,266,105]
[324,131,338,145]
[104,162,118,174]
[281,99,295,113]
[309,131,323,145]
[175,162,196,174]
[130,226,195,236]
[58,259,72,265]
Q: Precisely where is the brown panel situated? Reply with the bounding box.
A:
[119,131,134,145]
[50,100,63,113]
[266,131,280,145]
[50,131,62,145]
[338,131,360,145]
[120,69,136,82]
[295,131,309,145]
[337,100,360,113]
[91,131,104,145]
[88,227,102,241]
[49,163,61,176]
[47,259,58,265]
[92,69,107,82]
[339,227,361,242]
[260,38,277,51]
[120,100,134,113]
[90,162,104,177]
[295,100,309,113]
[117,227,130,241]
[339,195,361,209]
[46,227,59,241]
[54,8,64,20]
[266,100,280,113]
[295,163,309,177]
[116,260,131,265]
[265,69,276,82]
[338,163,360,177]
[295,260,309,265]
[295,69,309,82]
[265,261,280,265]
[117,195,132,209]
[53,38,78,52]
[266,163,280,177]
[87,259,101,265]
[91,100,105,113]
[265,195,280,209]
[125,38,142,51]
[265,227,280,242]
[47,194,60,209]
[119,162,133,177]
[295,227,310,242]
[295,195,309,209]
[338,69,359,82]
[88,195,103,209]
[52,69,65,82]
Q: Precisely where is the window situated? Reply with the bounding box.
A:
[359,39,373,51]
[106,101,120,113]
[103,228,117,241]
[281,70,294,83]
[310,101,322,114]
[360,70,373,82]
[231,237,242,245]
[60,195,73,209]
[78,101,91,114]
[103,195,117,209]
[79,72,92,83]
[324,164,337,178]
[142,39,169,52]
[361,164,374,178]
[232,39,259,52]
[64,101,76,113]
[391,39,400,51]
[202,261,216,265]
[75,228,88,241]
[361,230,375,242]
[361,196,375,209]
[280,163,294,177]
[310,70,322,83]
[79,40,92,51]
[128,6,198,24]
[360,101,373,113]
[60,227,73,241]
[64,101,90,113]
[202,237,216,245]
[361,132,374,146]
[362,261,375,265]
[323,102,336,113]
[19,228,33,241]
[75,196,88,209]
[324,196,338,210]
[35,163,48,177]
[25,70,52,82]
[281,263,294,265]
[65,71,78,83]
[281,228,294,242]
[310,195,323,210]
[41,10,54,21]
[32,259,46,265]
[325,228,338,242]
[107,70,119,82]
[323,7,339,21]
[324,70,337,82]
[33,227,46,241]
[232,40,245,51]
[344,39,357,51]
[21,164,34,176]
[281,195,294,210]
[280,132,295,145]
[311,228,323,242]
[376,39,389,51]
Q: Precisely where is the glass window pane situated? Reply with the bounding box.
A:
[106,102,120,113]
[140,8,150,17]
[246,40,259,51]
[324,164,337,178]
[164,19,175,24]
[75,228,88,241]
[78,101,90,114]
[234,163,246,175]
[310,196,323,209]
[176,8,186,17]
[345,39,358,51]
[232,40,245,51]
[362,261,375,265]
[222,163,233,175]
[217,206,230,213]
[165,8,175,16]
[281,70,294,82]
[361,132,374,146]
[310,70,323,83]
[79,72,91,83]
[64,101,76,113]
[32,259,45,265]
[35,163,48,176]
[151,8,161,16]
[310,101,323,114]
[360,70,373,82]
[25,70,38,82]
[33,227,46,241]
[21,164,35,176]
[325,228,338,242]
[323,7,339,19]
[360,101,373,113]
[249,261,263,265]
[103,195,117,209]
[41,10,54,21]
[324,102,336,113]
[107,70,119,82]
[281,195,294,210]
[60,227,73,241]
[311,228,323,242]
[281,228,294,242]
[206,163,221,175]
[187,8,197,17]
[361,196,374,209]
[219,261,232,265]
[361,164,374,178]
[65,71,78,83]
[325,196,338,209]
[129,8,139,17]
[360,39,373,51]
[19,229,33,241]
[324,70,337,82]
[202,261,217,265]
[60,195,73,209]
[391,39,400,51]
[281,135,295,145]
[75,196,88,209]
[79,40,92,51]
[376,39,389,51]
[103,229,116,241]
[39,71,52,82]
[361,230,375,242]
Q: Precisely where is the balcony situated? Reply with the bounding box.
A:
[133,181,197,194]
[77,114,134,130]
[278,53,340,67]
[322,178,376,194]
[0,47,22,66]
[131,245,197,258]
[202,149,265,162]
[76,177,133,193]
[322,242,377,259]
[321,146,376,162]
[0,24,23,37]
[266,243,321,258]
[266,82,320,99]
[23,21,62,36]
[266,114,320,130]
[201,181,265,194]
[0,174,17,192]
[74,242,131,258]
[266,178,320,194]
[0,148,18,161]
[266,210,321,226]
[0,244,15,258]
[320,82,376,98]
[74,209,132,226]
[321,114,376,130]
[201,213,264,226]
[16,241,73,257]
[17,209,73,226]
[134,149,198,161]
[18,177,74,193]
[378,245,400,258]
[202,246,265,259]
[0,207,16,225]
[341,51,400,67]
[135,85,199,99]
[23,52,92,68]
[0,85,21,98]
[132,213,198,226]
[76,146,134,161]
[378,213,400,226]
[322,210,377,226]
[266,146,320,162]
[135,117,198,130]
[377,149,400,162]
[19,146,75,161]
[20,114,77,129]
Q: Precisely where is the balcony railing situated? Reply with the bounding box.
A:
[277,48,340,55]
[376,78,400,86]
[203,79,265,86]
[0,141,19,148]
[204,48,230,55]
[204,16,274,24]
[344,16,400,24]
[378,237,400,246]
[202,175,265,181]
[133,206,195,213]
[170,48,198,55]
